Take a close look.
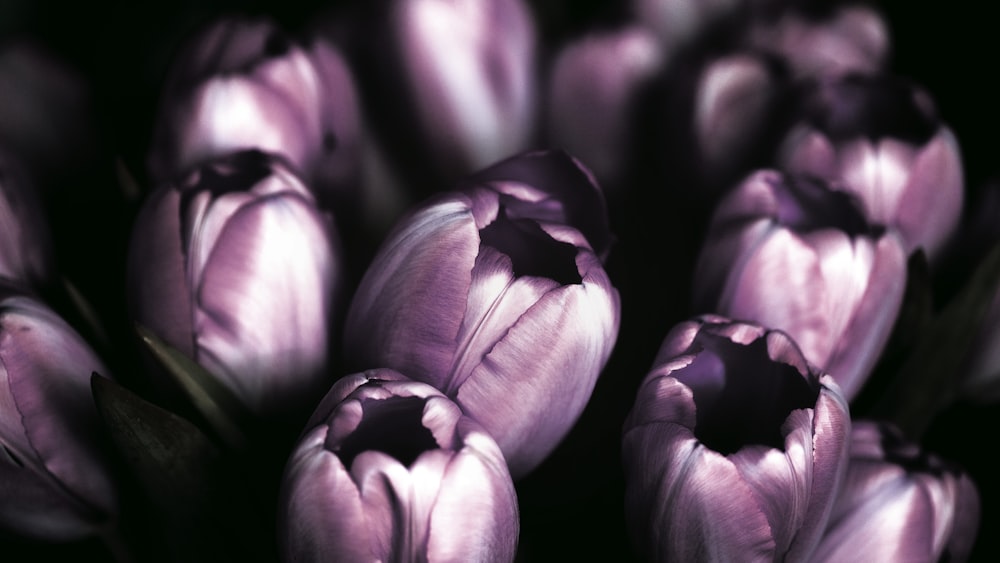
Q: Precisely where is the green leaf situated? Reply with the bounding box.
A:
[91,374,265,562]
[874,240,1000,439]
[135,324,252,451]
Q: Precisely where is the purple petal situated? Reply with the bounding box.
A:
[895,129,964,259]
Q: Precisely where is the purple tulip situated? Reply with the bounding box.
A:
[745,4,889,79]
[777,74,963,261]
[373,0,537,187]
[633,0,738,51]
[0,154,53,288]
[546,26,664,192]
[0,284,117,540]
[812,421,979,562]
[693,169,906,400]
[622,315,851,562]
[344,151,620,477]
[148,16,361,207]
[127,150,341,417]
[278,369,519,562]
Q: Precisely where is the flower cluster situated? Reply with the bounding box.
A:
[0,0,994,561]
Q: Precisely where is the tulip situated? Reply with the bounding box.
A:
[278,369,519,562]
[745,3,890,79]
[364,0,537,192]
[622,315,851,562]
[693,169,906,400]
[127,150,341,417]
[777,74,963,261]
[546,26,664,193]
[0,153,53,288]
[344,150,619,477]
[0,284,117,540]
[148,16,361,208]
[633,0,738,51]
[812,421,979,562]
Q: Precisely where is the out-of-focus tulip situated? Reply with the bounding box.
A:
[0,285,117,540]
[633,0,738,51]
[622,315,851,562]
[778,74,963,261]
[344,151,619,477]
[278,369,519,562]
[694,170,906,400]
[366,0,537,192]
[745,3,890,79]
[812,421,979,562]
[127,150,341,417]
[546,26,663,193]
[692,53,782,189]
[148,16,361,208]
[0,154,53,288]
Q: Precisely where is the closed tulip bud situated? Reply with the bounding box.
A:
[127,150,341,417]
[344,151,620,477]
[278,369,519,562]
[149,16,361,207]
[0,154,53,288]
[622,316,851,562]
[0,285,117,540]
[812,421,979,562]
[546,26,664,193]
[777,74,963,261]
[694,170,906,400]
[368,0,537,191]
[745,4,890,79]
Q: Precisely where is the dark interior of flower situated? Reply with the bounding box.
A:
[479,206,582,284]
[263,31,291,57]
[771,174,877,237]
[878,423,949,476]
[674,332,818,455]
[802,74,937,144]
[336,396,439,469]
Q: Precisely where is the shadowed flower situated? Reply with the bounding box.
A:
[778,74,963,261]
[148,16,361,208]
[0,154,53,289]
[812,421,979,562]
[278,369,519,562]
[344,151,619,477]
[693,170,906,400]
[622,315,851,562]
[127,150,341,417]
[0,284,117,540]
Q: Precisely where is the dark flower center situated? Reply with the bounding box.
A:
[771,173,876,237]
[336,396,439,469]
[675,332,817,455]
[478,206,582,285]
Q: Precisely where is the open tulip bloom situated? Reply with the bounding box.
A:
[694,169,906,400]
[0,285,117,541]
[278,369,519,562]
[127,150,341,418]
[812,421,979,563]
[778,74,964,262]
[148,16,361,207]
[344,150,620,478]
[622,316,851,562]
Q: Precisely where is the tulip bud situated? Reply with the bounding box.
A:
[777,74,963,261]
[622,315,851,562]
[812,421,979,562]
[0,154,54,288]
[0,285,117,540]
[745,4,890,79]
[127,150,341,417]
[365,0,537,191]
[278,369,519,562]
[344,151,620,477]
[148,16,361,208]
[693,170,906,400]
[546,26,663,193]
